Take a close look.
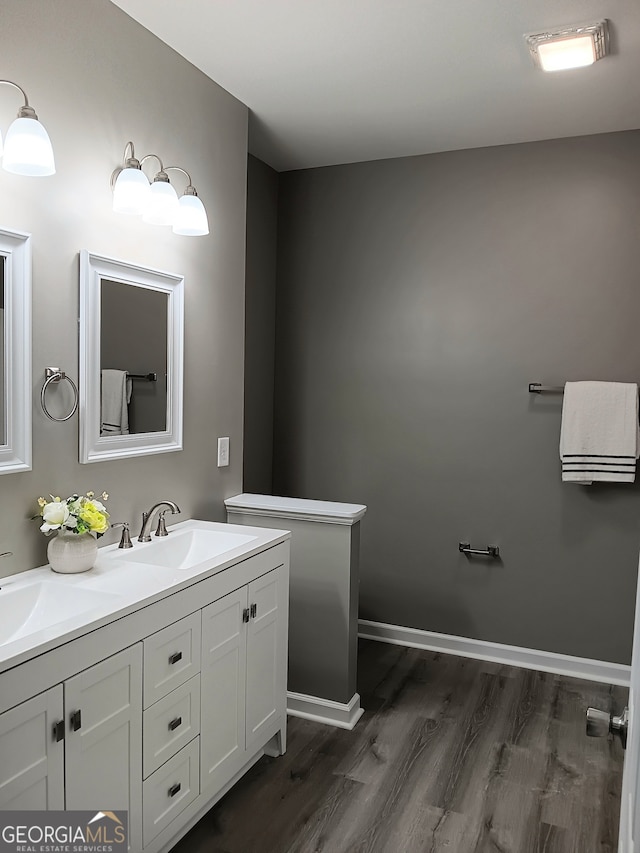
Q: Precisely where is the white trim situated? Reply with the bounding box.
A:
[79,251,184,464]
[0,228,31,474]
[287,691,365,730]
[358,619,630,687]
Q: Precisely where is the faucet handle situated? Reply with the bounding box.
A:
[155,512,169,537]
[111,522,133,549]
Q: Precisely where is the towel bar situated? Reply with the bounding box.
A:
[128,372,157,381]
[529,383,564,394]
[459,542,500,558]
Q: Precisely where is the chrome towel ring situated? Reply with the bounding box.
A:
[41,367,79,422]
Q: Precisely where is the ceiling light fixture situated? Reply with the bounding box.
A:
[0,80,55,176]
[111,142,209,237]
[525,20,609,72]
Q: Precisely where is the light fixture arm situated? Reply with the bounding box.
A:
[141,153,165,173]
[165,166,199,196]
[165,165,192,185]
[0,79,38,119]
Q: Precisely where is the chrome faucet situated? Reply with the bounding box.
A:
[138,501,181,542]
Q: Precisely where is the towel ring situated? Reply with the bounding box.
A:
[41,367,79,422]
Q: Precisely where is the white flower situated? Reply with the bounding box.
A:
[40,500,70,533]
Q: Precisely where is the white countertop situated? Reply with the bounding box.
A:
[0,519,290,674]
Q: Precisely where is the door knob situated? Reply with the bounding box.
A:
[586,706,628,747]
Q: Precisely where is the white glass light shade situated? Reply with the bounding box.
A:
[142,180,179,226]
[2,116,55,176]
[113,167,150,215]
[172,194,209,236]
[537,35,596,71]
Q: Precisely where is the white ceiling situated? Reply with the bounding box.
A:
[110,0,640,172]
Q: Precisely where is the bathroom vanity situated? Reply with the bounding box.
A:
[0,520,290,853]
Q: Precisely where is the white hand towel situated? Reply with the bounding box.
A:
[559,381,639,484]
[101,369,132,436]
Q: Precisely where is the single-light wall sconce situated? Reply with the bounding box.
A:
[0,80,55,176]
[525,20,609,72]
[111,142,209,237]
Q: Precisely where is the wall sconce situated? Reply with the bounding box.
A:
[525,20,609,72]
[0,80,55,176]
[111,142,209,237]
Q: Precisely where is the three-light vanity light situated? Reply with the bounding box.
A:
[0,80,55,176]
[111,142,209,237]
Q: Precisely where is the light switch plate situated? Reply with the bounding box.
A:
[217,437,230,467]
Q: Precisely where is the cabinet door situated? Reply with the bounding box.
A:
[0,686,64,809]
[200,587,247,795]
[246,570,284,751]
[65,644,142,851]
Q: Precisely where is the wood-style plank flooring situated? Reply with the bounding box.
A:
[172,639,627,853]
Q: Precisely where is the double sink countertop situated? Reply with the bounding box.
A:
[0,519,290,675]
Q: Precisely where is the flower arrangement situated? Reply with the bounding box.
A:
[36,491,110,537]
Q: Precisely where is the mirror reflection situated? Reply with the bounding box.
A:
[100,279,168,435]
[0,257,4,446]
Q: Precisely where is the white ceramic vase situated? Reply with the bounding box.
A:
[47,530,98,574]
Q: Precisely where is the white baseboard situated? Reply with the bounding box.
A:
[358,619,630,687]
[287,690,365,730]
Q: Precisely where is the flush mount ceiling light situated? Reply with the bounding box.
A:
[0,80,55,176]
[525,20,609,72]
[111,142,209,237]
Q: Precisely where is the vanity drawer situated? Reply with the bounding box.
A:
[144,612,201,708]
[143,675,201,778]
[143,737,200,846]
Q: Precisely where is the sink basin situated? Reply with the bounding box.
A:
[118,529,258,570]
[0,581,121,645]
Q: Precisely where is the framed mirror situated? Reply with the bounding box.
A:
[79,251,184,464]
[0,228,31,474]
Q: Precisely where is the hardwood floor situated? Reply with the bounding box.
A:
[172,639,627,853]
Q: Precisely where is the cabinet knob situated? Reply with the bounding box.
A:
[250,603,257,619]
[53,720,65,742]
[70,710,82,732]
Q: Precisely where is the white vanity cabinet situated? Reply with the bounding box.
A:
[0,685,64,810]
[65,645,143,846]
[200,568,286,796]
[0,531,289,853]
[0,645,143,848]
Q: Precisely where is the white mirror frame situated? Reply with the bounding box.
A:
[79,250,184,464]
[0,227,31,475]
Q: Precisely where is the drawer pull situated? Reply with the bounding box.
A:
[53,720,65,742]
[168,783,181,798]
[168,716,182,731]
[250,602,257,619]
[168,651,183,665]
[70,710,82,732]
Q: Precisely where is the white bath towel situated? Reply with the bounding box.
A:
[101,369,132,436]
[559,381,639,484]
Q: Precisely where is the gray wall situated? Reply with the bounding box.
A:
[274,131,640,665]
[243,155,279,492]
[0,0,247,577]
